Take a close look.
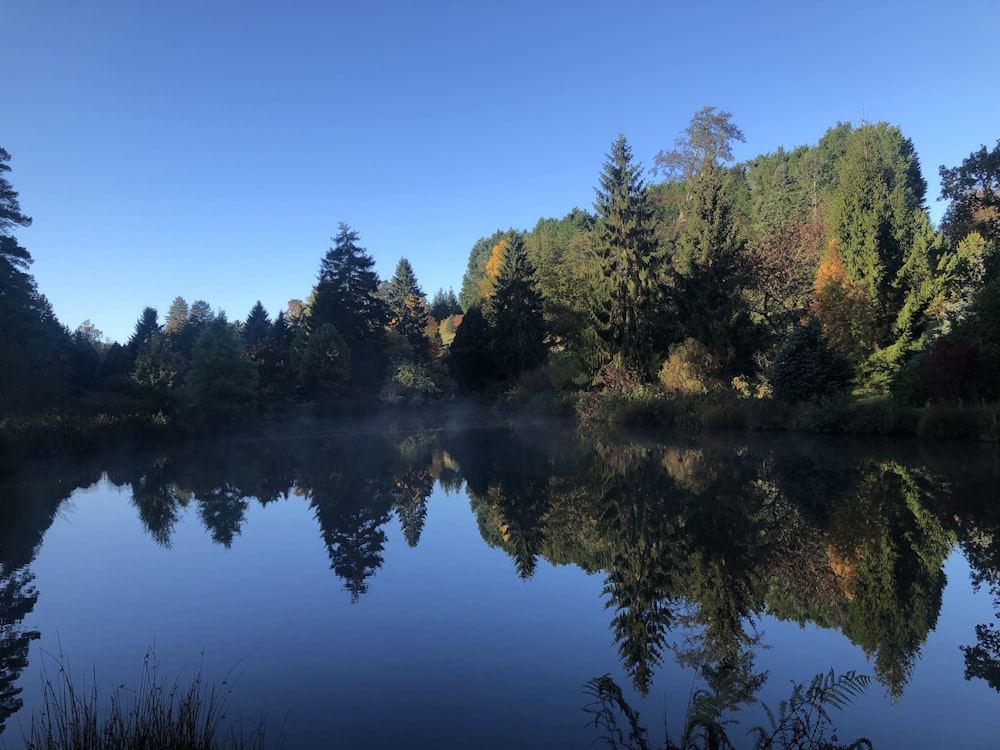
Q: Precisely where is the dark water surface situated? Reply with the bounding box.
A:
[1,421,999,748]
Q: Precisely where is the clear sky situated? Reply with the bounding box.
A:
[5,0,998,344]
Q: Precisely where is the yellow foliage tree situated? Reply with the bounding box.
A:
[810,242,877,364]
[479,241,506,300]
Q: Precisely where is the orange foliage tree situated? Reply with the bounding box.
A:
[810,242,877,364]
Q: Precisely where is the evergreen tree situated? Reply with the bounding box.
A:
[429,287,461,320]
[0,149,73,412]
[298,322,352,400]
[386,258,432,361]
[0,148,32,236]
[126,307,161,364]
[488,234,547,380]
[768,318,854,403]
[825,123,927,341]
[592,134,662,376]
[823,122,941,392]
[243,300,272,349]
[671,163,756,378]
[448,305,496,390]
[163,296,189,338]
[309,223,387,387]
[186,316,258,423]
[246,311,298,406]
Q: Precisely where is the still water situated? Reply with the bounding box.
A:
[1,420,999,748]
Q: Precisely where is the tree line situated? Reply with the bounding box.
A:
[2,109,999,425]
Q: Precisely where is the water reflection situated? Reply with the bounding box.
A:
[0,456,103,731]
[2,421,999,729]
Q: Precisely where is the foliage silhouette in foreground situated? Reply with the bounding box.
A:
[17,648,269,750]
[583,669,872,750]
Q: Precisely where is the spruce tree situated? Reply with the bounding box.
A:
[592,134,662,376]
[488,234,547,380]
[310,223,387,387]
[243,300,272,349]
[386,258,431,361]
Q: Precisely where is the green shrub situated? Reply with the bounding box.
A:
[769,319,854,403]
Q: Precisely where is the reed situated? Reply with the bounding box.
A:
[17,649,270,750]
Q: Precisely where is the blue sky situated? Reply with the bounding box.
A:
[5,0,998,344]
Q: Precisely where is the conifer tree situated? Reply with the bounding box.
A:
[310,223,387,387]
[243,300,272,349]
[592,134,662,376]
[488,234,547,380]
[671,162,756,377]
[386,258,432,361]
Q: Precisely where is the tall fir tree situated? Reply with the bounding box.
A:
[243,300,272,349]
[488,234,547,380]
[386,257,431,361]
[592,133,662,376]
[309,223,388,388]
[671,162,756,377]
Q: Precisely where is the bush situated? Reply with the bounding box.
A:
[917,403,986,440]
[659,339,718,395]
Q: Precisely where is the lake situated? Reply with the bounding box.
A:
[1,419,999,748]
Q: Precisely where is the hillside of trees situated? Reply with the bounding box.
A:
[2,108,999,441]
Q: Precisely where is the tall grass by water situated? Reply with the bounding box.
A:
[11,650,271,750]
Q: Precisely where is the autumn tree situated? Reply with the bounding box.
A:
[592,133,663,376]
[810,246,877,364]
[459,228,518,312]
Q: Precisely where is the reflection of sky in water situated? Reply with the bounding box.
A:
[10,478,1000,749]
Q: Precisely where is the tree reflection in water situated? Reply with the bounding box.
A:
[3,420,1000,723]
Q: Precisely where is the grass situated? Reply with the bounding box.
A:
[574,383,1000,442]
[11,649,272,750]
[0,411,179,457]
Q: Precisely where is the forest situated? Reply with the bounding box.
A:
[2,107,999,444]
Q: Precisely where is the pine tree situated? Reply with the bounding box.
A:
[592,134,662,376]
